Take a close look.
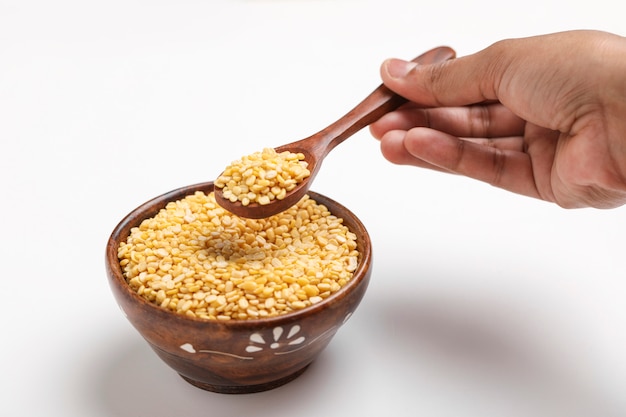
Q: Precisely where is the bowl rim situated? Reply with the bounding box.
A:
[105,181,372,329]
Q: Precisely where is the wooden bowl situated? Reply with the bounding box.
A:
[105,182,372,394]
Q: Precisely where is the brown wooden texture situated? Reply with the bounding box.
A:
[214,46,456,219]
[105,182,373,394]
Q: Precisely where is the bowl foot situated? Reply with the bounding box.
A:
[179,364,311,394]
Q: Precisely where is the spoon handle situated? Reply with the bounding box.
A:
[303,46,455,158]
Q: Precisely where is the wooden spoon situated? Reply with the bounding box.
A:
[215,46,456,218]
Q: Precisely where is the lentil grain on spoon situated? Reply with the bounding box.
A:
[215,148,311,207]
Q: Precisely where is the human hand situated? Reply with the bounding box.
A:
[369,30,626,208]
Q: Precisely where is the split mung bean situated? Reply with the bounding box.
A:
[118,191,359,320]
[215,148,311,206]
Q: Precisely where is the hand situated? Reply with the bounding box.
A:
[369,30,626,209]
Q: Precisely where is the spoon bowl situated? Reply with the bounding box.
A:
[215,46,456,218]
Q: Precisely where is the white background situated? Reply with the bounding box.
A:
[1,1,624,416]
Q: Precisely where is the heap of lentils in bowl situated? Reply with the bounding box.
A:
[214,147,311,206]
[117,191,359,321]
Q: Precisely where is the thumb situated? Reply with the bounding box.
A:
[380,54,499,108]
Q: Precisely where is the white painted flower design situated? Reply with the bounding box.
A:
[178,312,352,359]
[245,325,306,354]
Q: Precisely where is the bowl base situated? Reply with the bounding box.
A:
[179,364,311,394]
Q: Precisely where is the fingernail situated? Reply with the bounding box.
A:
[385,58,417,79]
